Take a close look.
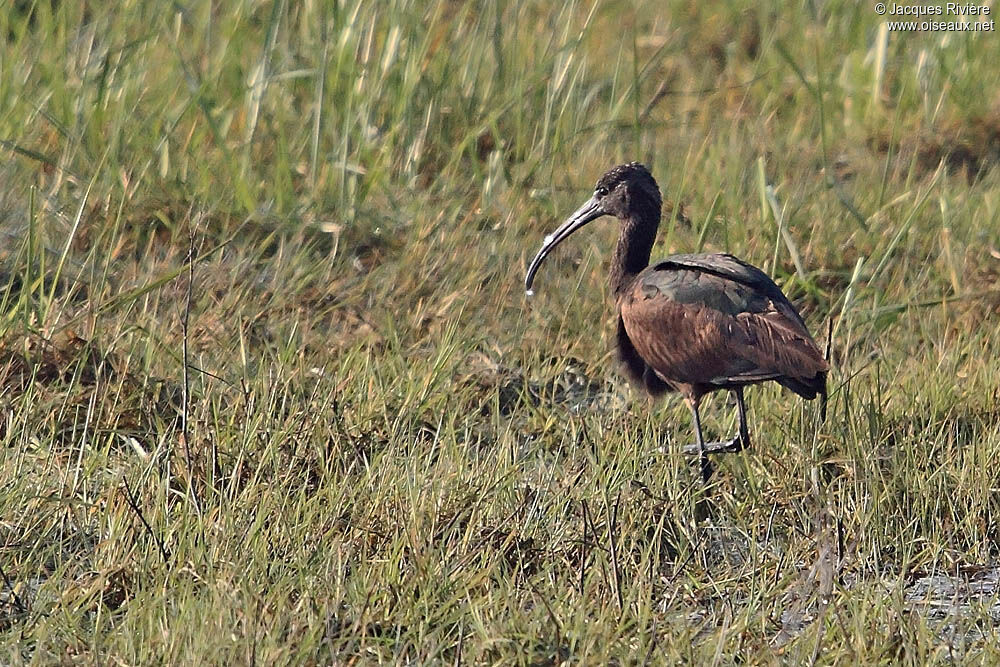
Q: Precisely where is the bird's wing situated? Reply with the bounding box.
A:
[620,256,828,389]
[650,253,813,337]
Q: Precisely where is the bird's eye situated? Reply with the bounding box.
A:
[595,186,609,198]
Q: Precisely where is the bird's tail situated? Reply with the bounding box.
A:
[777,373,826,401]
[778,316,831,418]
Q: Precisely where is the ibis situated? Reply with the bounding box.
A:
[525,163,828,481]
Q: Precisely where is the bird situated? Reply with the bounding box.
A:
[524,162,829,482]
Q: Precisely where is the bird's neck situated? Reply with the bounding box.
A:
[610,206,660,296]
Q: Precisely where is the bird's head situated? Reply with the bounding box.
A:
[525,162,662,294]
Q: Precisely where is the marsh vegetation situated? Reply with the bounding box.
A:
[2,1,1000,662]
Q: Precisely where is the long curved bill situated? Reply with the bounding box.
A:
[524,196,605,294]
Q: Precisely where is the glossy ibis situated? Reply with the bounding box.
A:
[525,163,828,481]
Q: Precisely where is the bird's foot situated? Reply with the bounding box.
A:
[681,434,746,456]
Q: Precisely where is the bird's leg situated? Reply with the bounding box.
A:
[682,388,748,456]
[685,397,713,483]
[734,386,750,451]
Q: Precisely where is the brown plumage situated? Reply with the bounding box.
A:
[525,163,828,481]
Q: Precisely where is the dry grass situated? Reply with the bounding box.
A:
[1,0,1000,663]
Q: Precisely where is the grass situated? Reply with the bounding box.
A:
[1,0,1000,663]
